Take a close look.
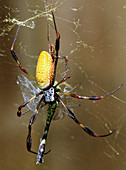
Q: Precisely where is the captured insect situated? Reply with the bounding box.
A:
[11,10,123,164]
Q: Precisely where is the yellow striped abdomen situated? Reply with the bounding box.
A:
[36,51,54,89]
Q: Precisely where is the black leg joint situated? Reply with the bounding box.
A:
[26,135,32,151]
[55,36,60,51]
[11,50,19,62]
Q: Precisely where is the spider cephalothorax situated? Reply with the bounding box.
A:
[43,87,55,103]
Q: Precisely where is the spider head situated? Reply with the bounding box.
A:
[44,87,55,103]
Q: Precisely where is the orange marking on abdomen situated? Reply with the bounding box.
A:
[36,51,54,89]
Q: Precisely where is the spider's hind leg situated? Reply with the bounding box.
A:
[11,24,36,81]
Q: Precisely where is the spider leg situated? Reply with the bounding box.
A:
[17,91,43,117]
[11,24,36,81]
[67,108,115,137]
[44,0,51,53]
[54,55,70,73]
[27,95,44,153]
[59,56,70,71]
[58,96,115,137]
[26,113,37,152]
[57,84,123,100]
[51,11,60,85]
[54,76,70,87]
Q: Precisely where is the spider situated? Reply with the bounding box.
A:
[11,10,123,164]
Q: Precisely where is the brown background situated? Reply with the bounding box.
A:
[0,0,126,170]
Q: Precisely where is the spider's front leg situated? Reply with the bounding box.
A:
[27,113,37,152]
[17,91,43,117]
[27,95,44,153]
[67,108,115,137]
[58,96,115,137]
[58,83,123,100]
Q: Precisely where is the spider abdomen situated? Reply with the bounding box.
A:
[36,51,54,89]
